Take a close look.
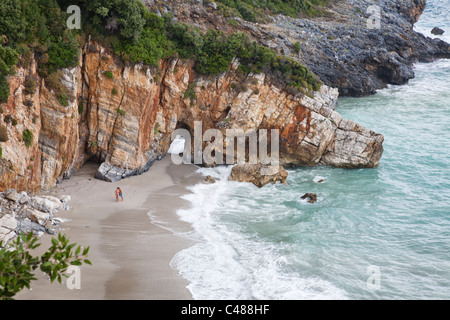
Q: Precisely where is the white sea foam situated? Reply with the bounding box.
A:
[414,0,450,44]
[170,165,348,300]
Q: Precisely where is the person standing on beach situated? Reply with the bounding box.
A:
[115,187,124,202]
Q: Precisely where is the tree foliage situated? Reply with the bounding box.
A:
[0,45,19,103]
[0,232,90,300]
[0,0,80,101]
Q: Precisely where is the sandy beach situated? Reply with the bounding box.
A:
[16,156,200,300]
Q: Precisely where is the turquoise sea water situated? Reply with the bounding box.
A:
[168,1,450,300]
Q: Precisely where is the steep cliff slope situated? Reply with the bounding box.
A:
[0,40,383,192]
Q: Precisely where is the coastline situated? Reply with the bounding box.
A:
[16,156,200,300]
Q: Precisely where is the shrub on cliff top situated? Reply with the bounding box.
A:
[0,0,322,103]
[167,25,321,92]
[0,77,10,104]
[112,10,173,66]
[294,42,301,53]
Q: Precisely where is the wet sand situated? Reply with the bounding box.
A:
[16,156,201,300]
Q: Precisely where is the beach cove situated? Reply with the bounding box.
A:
[16,156,198,300]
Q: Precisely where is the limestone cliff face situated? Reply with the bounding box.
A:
[0,42,383,192]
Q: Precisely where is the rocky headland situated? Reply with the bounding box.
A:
[158,0,450,96]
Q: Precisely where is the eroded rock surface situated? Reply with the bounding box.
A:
[229,164,289,188]
[0,43,383,192]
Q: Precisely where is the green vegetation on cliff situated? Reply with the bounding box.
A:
[0,43,19,103]
[0,0,321,104]
[0,0,80,102]
[215,0,333,21]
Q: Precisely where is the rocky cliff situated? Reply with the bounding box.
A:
[152,0,450,96]
[0,39,383,192]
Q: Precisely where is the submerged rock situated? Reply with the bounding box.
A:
[301,193,318,204]
[229,164,288,188]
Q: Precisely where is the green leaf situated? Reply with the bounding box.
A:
[82,247,90,255]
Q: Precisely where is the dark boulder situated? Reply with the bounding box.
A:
[301,193,318,204]
[431,27,445,36]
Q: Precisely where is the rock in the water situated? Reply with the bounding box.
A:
[229,164,288,188]
[205,175,216,184]
[431,27,445,35]
[301,193,318,203]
